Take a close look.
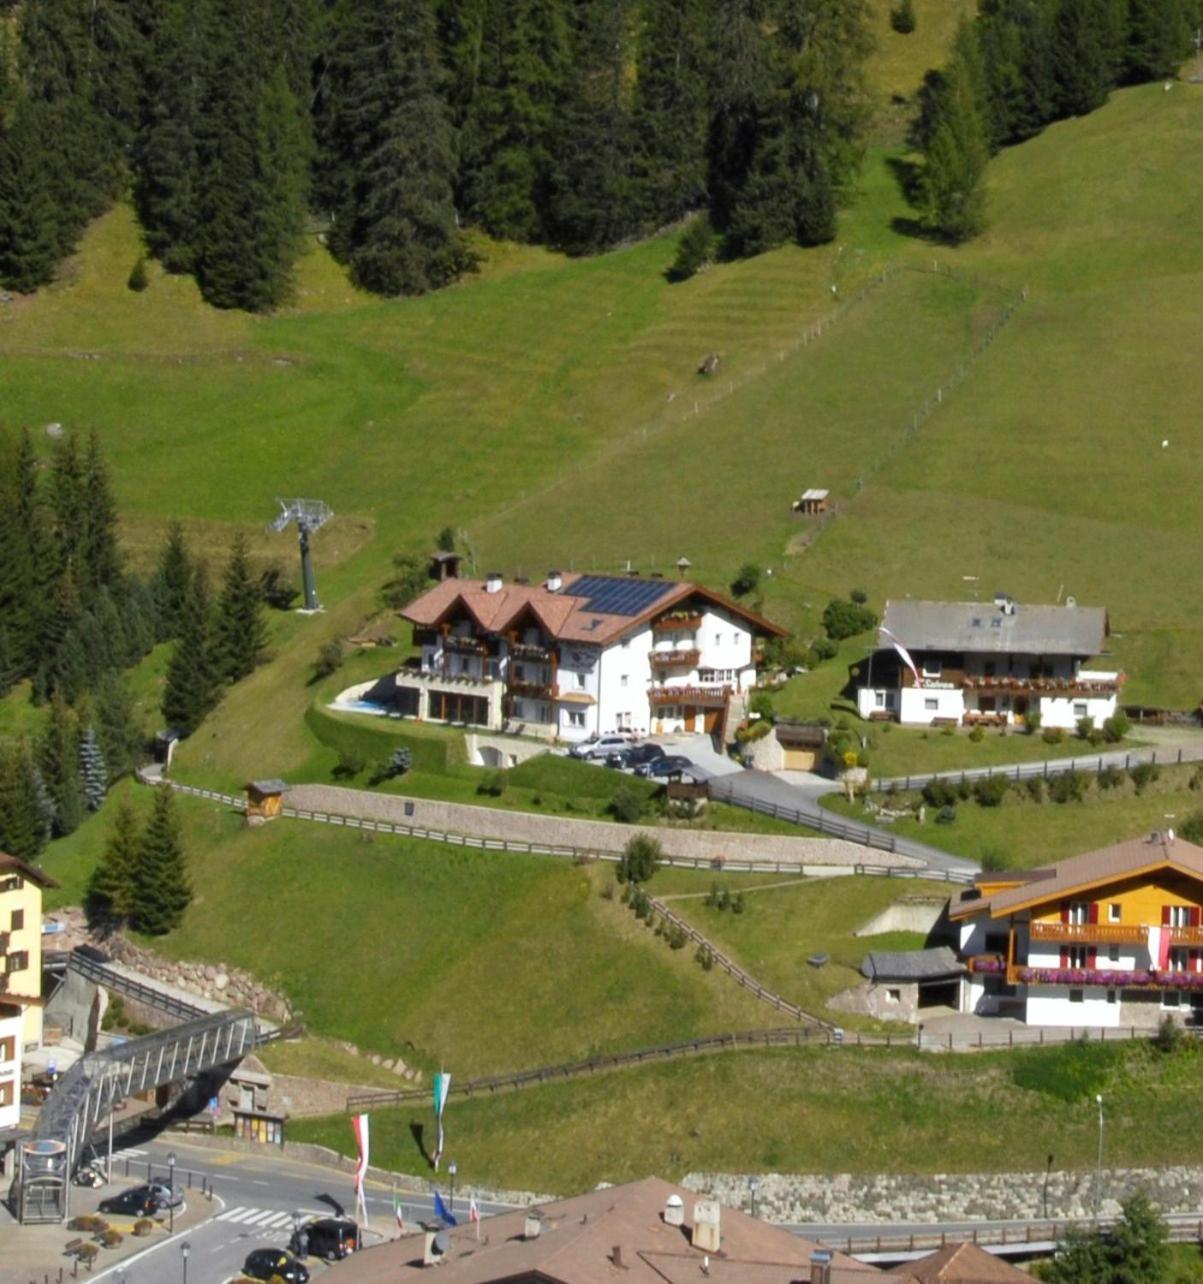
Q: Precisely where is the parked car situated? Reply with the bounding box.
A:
[635,754,694,779]
[243,1248,311,1282]
[99,1186,160,1217]
[147,1180,185,1209]
[291,1217,361,1262]
[607,743,665,769]
[569,733,633,761]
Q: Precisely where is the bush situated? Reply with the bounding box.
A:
[973,775,1011,807]
[312,640,345,680]
[749,690,774,719]
[732,892,746,914]
[332,751,366,779]
[476,770,507,797]
[761,636,809,671]
[1025,775,1045,802]
[933,804,955,824]
[956,779,972,801]
[980,845,1009,871]
[668,213,716,282]
[718,888,731,911]
[1182,810,1203,845]
[127,256,149,292]
[730,562,761,598]
[822,597,877,641]
[1153,1013,1184,1054]
[705,882,719,908]
[619,833,662,884]
[809,635,838,662]
[1025,709,1042,735]
[1076,715,1095,740]
[696,944,714,970]
[1048,770,1088,804]
[99,1229,123,1248]
[69,1215,107,1233]
[1129,762,1160,795]
[669,923,688,949]
[1097,765,1124,791]
[609,784,645,824]
[1191,768,1203,793]
[968,724,985,743]
[133,1219,155,1237]
[890,0,916,32]
[1103,710,1130,743]
[922,780,957,807]
[1043,726,1065,744]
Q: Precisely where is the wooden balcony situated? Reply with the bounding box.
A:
[1168,926,1203,946]
[649,648,701,668]
[510,641,552,662]
[648,685,731,709]
[508,680,558,700]
[653,614,703,634]
[961,674,1120,696]
[1030,922,1148,945]
[443,634,492,657]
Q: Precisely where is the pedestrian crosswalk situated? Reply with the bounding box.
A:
[217,1206,326,1231]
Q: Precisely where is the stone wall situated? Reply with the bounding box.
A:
[683,1166,1203,1224]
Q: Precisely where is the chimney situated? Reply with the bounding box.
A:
[524,1210,543,1240]
[664,1194,685,1227]
[547,570,563,593]
[810,1249,834,1284]
[691,1200,721,1253]
[485,571,503,594]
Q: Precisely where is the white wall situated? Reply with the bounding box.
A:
[857,688,898,719]
[1039,691,1118,730]
[899,685,965,725]
[592,626,654,735]
[556,643,603,740]
[1026,986,1121,1028]
[0,1012,20,1133]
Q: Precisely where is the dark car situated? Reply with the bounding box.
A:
[291,1217,361,1262]
[243,1247,310,1282]
[607,743,665,769]
[98,1186,160,1218]
[635,754,693,779]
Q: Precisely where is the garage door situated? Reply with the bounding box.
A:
[783,747,816,771]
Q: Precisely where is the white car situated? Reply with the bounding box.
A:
[570,734,634,760]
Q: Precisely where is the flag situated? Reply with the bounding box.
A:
[432,1072,452,1171]
[434,1189,458,1226]
[469,1198,479,1224]
[351,1113,370,1225]
[394,1192,405,1233]
[881,626,923,689]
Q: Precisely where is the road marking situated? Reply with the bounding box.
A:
[216,1206,300,1229]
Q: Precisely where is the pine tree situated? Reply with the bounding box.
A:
[162,562,219,735]
[631,0,712,229]
[213,530,267,683]
[38,696,85,837]
[49,432,88,582]
[154,521,192,642]
[0,433,36,677]
[1052,0,1112,116]
[547,0,639,254]
[87,792,142,924]
[0,743,48,860]
[128,784,191,935]
[1126,0,1189,79]
[95,675,144,782]
[0,100,68,291]
[78,725,109,811]
[457,0,570,241]
[82,431,121,594]
[319,0,466,295]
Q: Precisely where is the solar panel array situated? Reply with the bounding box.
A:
[570,575,677,617]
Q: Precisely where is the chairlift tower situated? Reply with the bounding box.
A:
[268,498,333,612]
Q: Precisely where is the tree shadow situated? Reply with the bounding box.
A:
[410,1120,432,1169]
[884,155,943,242]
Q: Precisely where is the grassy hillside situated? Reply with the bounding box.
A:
[290,1038,1203,1192]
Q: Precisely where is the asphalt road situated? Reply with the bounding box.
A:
[85,1136,521,1284]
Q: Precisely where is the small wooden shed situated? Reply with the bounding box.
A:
[245,779,287,824]
[793,488,830,516]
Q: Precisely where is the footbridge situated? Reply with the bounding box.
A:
[15,1007,261,1223]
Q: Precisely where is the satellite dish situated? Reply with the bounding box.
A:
[433,1229,450,1256]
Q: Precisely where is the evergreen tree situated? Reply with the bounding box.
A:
[128,783,191,935]
[32,568,84,703]
[95,675,144,782]
[631,0,711,229]
[38,696,85,837]
[457,0,570,241]
[154,521,192,641]
[0,742,49,860]
[0,100,68,291]
[1126,0,1189,78]
[162,562,219,735]
[0,434,36,675]
[320,0,467,295]
[86,792,141,924]
[213,530,268,683]
[977,0,1057,147]
[1052,0,1112,116]
[435,0,488,128]
[49,432,88,582]
[82,431,121,593]
[78,725,109,811]
[547,0,639,254]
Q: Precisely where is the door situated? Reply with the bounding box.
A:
[783,747,816,771]
[702,708,721,734]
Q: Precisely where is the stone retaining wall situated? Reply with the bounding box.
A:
[286,783,921,869]
[683,1166,1203,1224]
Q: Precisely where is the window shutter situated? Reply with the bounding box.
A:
[1088,903,1099,924]
[1087,947,1097,967]
[1163,905,1173,926]
[1193,908,1201,928]
[1061,901,1070,924]
[1060,947,1068,968]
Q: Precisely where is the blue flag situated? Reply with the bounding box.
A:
[434,1190,458,1226]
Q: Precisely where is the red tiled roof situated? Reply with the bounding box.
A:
[0,851,59,889]
[889,1241,1030,1281]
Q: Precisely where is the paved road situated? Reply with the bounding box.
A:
[712,770,977,878]
[82,1135,521,1284]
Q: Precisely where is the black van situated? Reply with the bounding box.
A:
[291,1217,361,1261]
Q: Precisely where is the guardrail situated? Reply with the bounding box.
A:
[67,951,211,1023]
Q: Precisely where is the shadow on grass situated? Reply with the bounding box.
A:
[410,1120,433,1170]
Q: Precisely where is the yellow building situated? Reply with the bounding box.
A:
[1,851,58,1145]
[952,830,1203,1028]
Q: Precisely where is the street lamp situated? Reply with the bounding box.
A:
[749,1176,760,1219]
[1093,1094,1105,1221]
[167,1151,177,1233]
[1042,1153,1054,1220]
[448,1159,458,1216]
[181,1240,191,1284]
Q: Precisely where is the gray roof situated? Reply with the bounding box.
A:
[880,599,1106,656]
[860,946,965,982]
[246,778,288,795]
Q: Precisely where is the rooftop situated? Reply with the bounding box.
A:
[861,947,965,983]
[0,851,59,890]
[879,599,1107,657]
[889,1241,1030,1282]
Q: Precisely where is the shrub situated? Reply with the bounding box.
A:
[1042,726,1065,744]
[732,892,746,914]
[968,724,985,743]
[1024,708,1042,735]
[923,779,957,808]
[133,1219,155,1237]
[609,784,645,824]
[668,213,716,282]
[973,774,1010,807]
[1025,776,1045,802]
[956,779,972,801]
[761,636,809,671]
[669,923,688,949]
[1153,1013,1184,1054]
[312,640,344,680]
[810,635,838,662]
[99,1229,123,1248]
[935,804,957,824]
[77,1244,100,1263]
[941,723,956,737]
[890,0,916,32]
[619,833,662,884]
[1129,762,1160,795]
[1097,765,1125,791]
[69,1215,107,1233]
[127,256,149,292]
[1182,810,1203,845]
[1048,770,1088,804]
[718,888,731,911]
[749,690,774,719]
[822,597,877,641]
[1103,710,1131,743]
[730,563,761,598]
[1076,715,1095,740]
[1191,768,1203,793]
[705,882,719,907]
[696,944,714,970]
[332,751,365,779]
[980,846,1009,871]
[476,770,507,797]
[850,587,868,604]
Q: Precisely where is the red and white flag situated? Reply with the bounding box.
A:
[351,1113,370,1225]
[469,1198,479,1224]
[881,626,924,688]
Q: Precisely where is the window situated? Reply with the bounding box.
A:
[1108,903,1121,923]
[714,633,722,646]
[921,658,942,679]
[0,1079,13,1109]
[576,672,586,689]
[568,711,585,728]
[621,638,629,648]
[620,675,629,688]
[514,664,525,682]
[10,909,22,931]
[1164,990,1181,1009]
[6,951,28,974]
[1108,946,1120,963]
[1170,905,1191,928]
[0,1036,14,1062]
[1067,902,1088,925]
[874,691,885,708]
[1170,947,1190,973]
[0,877,19,894]
[1068,946,1088,968]
[1107,989,1117,1005]
[886,988,901,1004]
[1073,701,1088,717]
[924,697,938,712]
[1069,988,1084,1003]
[984,661,996,678]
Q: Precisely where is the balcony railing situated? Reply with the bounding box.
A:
[648,685,732,709]
[649,648,701,668]
[1168,926,1203,946]
[961,674,1120,695]
[653,614,703,634]
[966,954,1006,975]
[1030,922,1148,946]
[443,635,492,657]
[510,642,552,662]
[508,681,558,700]
[1007,964,1203,989]
[406,668,499,691]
